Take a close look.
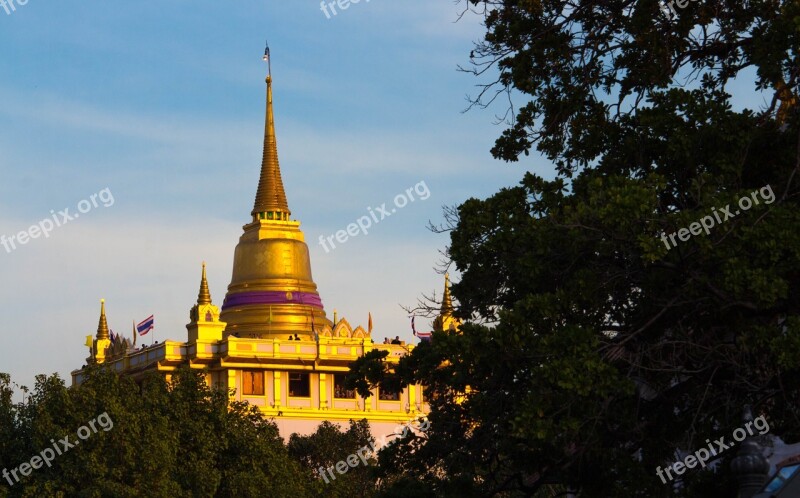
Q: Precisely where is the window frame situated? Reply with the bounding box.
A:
[378,387,401,401]
[242,369,265,396]
[289,372,311,398]
[333,373,356,399]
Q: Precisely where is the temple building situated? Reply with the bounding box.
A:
[71,52,457,437]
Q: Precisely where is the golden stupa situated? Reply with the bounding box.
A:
[219,60,330,340]
[71,47,460,438]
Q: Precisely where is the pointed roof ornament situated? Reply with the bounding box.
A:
[96,299,110,340]
[433,273,461,333]
[198,262,212,305]
[441,273,454,314]
[252,42,290,220]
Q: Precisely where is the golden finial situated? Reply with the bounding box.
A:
[197,262,212,305]
[441,273,454,314]
[252,43,290,221]
[96,298,110,340]
[433,274,461,333]
[333,309,338,324]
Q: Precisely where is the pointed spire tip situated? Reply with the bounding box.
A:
[198,262,212,305]
[96,298,109,340]
[251,50,290,221]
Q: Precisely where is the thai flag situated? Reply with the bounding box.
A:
[411,316,433,341]
[136,315,154,336]
[415,331,433,341]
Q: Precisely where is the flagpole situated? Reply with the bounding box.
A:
[263,41,271,77]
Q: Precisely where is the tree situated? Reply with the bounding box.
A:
[288,419,377,498]
[0,368,310,497]
[350,0,800,495]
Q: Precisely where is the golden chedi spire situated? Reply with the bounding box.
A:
[96,299,110,340]
[434,273,461,333]
[252,42,290,223]
[91,299,113,364]
[441,273,454,314]
[187,262,226,343]
[220,45,330,339]
[198,261,212,305]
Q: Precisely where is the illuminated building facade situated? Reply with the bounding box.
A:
[70,54,458,437]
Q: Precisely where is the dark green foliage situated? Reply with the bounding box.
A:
[348,0,800,496]
[0,367,310,497]
[289,419,378,497]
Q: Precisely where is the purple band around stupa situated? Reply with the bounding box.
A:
[222,291,324,310]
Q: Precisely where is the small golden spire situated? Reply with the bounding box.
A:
[441,273,454,314]
[434,274,460,333]
[96,299,110,340]
[198,262,212,305]
[252,43,290,221]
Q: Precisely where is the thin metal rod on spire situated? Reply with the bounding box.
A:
[263,41,271,78]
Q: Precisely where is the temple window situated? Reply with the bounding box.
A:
[242,370,264,395]
[379,388,400,401]
[289,372,310,397]
[333,374,355,399]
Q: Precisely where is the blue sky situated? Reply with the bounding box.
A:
[0,1,538,388]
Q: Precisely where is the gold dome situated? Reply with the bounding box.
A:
[220,51,330,338]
